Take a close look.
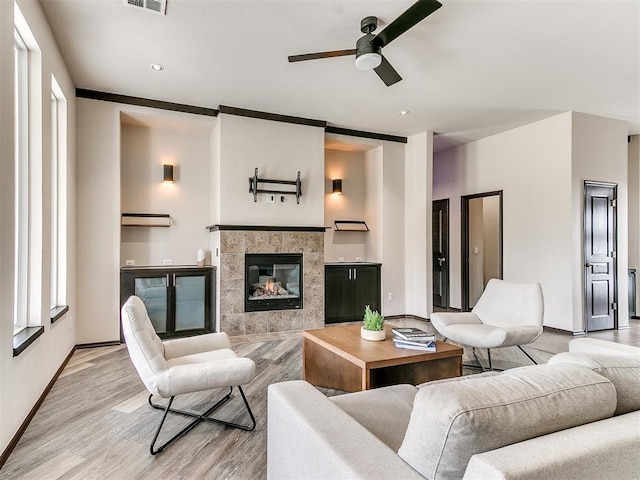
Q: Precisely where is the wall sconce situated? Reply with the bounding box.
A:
[332,179,343,194]
[163,164,174,183]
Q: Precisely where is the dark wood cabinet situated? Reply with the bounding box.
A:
[325,263,381,324]
[120,266,216,340]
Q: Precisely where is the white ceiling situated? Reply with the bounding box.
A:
[40,0,640,148]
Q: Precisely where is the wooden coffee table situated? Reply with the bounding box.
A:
[303,324,463,392]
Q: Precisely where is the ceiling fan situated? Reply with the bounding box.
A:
[288,0,442,87]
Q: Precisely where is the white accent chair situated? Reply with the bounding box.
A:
[430,279,544,370]
[121,295,256,455]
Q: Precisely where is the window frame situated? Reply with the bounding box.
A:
[14,27,29,335]
[50,75,68,315]
[13,2,45,355]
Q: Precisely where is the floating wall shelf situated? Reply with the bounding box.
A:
[248,167,302,204]
[334,220,369,232]
[121,213,171,227]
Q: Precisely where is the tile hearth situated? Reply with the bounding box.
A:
[213,230,325,335]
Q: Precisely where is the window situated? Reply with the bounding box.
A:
[13,3,45,354]
[50,76,67,312]
[14,27,29,334]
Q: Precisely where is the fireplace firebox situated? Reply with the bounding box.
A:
[245,253,303,312]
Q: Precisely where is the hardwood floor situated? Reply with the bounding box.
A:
[1,319,638,480]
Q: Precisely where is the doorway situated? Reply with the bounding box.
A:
[461,191,503,311]
[584,181,617,331]
[432,199,449,309]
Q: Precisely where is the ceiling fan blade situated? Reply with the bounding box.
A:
[288,49,357,63]
[373,0,442,48]
[373,55,402,87]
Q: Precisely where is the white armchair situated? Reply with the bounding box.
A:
[121,295,256,454]
[430,279,544,370]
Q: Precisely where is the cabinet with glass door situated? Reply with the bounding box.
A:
[120,266,216,339]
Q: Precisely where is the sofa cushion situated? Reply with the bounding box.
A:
[568,338,640,358]
[398,363,617,480]
[548,352,640,415]
[417,370,500,388]
[463,410,640,480]
[330,384,418,452]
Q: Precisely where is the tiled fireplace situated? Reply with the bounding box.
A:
[210,226,325,335]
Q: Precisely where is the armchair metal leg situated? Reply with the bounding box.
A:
[472,347,489,372]
[443,339,490,372]
[464,348,503,371]
[517,345,538,365]
[148,386,256,455]
[444,340,538,372]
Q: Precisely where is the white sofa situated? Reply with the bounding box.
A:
[267,340,640,480]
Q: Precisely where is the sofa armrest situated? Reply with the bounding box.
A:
[568,338,640,358]
[267,381,423,480]
[463,411,640,480]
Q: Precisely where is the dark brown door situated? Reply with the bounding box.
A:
[432,199,449,308]
[584,181,617,331]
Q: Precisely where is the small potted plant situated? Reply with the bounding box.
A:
[361,305,386,341]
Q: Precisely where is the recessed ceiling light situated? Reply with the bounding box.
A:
[150,63,164,71]
[398,110,410,116]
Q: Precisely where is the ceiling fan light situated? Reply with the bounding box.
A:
[355,52,382,70]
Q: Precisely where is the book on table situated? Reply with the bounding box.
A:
[391,327,436,342]
[393,338,437,352]
[393,336,436,347]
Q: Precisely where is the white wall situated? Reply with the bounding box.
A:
[1,0,76,455]
[364,147,383,264]
[468,197,485,306]
[434,112,574,329]
[404,132,433,319]
[483,196,501,285]
[211,119,221,224]
[629,135,640,311]
[324,149,367,262]
[380,142,407,316]
[120,124,211,266]
[217,114,325,226]
[571,112,630,330]
[76,99,121,344]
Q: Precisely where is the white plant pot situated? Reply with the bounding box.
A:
[361,326,386,342]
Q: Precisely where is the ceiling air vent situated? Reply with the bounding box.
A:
[123,0,167,15]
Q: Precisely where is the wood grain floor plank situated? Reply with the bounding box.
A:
[14,452,85,480]
[111,390,149,413]
[57,362,95,379]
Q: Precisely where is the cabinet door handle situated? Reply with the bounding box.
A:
[348,269,352,280]
[173,273,176,285]
[353,268,357,280]
[166,274,170,286]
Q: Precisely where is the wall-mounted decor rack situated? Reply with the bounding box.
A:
[248,167,302,204]
[334,220,369,231]
[121,213,171,227]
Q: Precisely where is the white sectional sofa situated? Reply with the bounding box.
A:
[267,340,640,480]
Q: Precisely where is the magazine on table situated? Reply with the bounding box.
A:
[393,339,437,352]
[393,336,437,348]
[391,327,436,342]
